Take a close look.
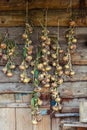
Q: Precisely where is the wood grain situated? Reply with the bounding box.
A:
[0,0,87,10]
[63,122,87,128]
[52,118,61,130]
[0,9,86,26]
[32,115,51,130]
[0,83,33,94]
[80,101,87,122]
[16,108,32,130]
[62,98,85,113]
[0,82,87,98]
[0,94,14,103]
[59,82,87,98]
[0,108,15,130]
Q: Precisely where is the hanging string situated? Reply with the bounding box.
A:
[70,0,73,20]
[57,20,59,41]
[45,8,48,28]
[43,8,48,28]
[26,0,29,23]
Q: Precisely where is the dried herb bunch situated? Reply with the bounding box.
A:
[50,37,63,112]
[63,20,77,77]
[1,33,17,77]
[19,23,33,83]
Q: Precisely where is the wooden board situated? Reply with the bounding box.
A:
[59,82,87,98]
[52,118,61,130]
[0,94,14,103]
[0,0,87,10]
[0,82,87,98]
[63,122,87,128]
[16,108,32,130]
[0,108,15,130]
[62,98,86,113]
[0,9,86,26]
[80,101,87,122]
[32,115,51,130]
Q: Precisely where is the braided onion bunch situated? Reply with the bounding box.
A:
[50,37,63,112]
[63,20,77,77]
[19,23,33,83]
[1,33,17,77]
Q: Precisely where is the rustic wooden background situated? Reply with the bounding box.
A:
[0,0,87,130]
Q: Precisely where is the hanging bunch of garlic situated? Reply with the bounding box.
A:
[19,23,33,83]
[63,20,77,77]
[31,47,43,125]
[50,37,63,112]
[1,33,17,77]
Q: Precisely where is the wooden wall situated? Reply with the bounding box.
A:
[0,0,87,27]
[0,0,87,130]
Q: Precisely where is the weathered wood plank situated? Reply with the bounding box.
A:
[0,15,25,27]
[0,9,86,26]
[80,101,87,123]
[52,118,61,130]
[0,82,87,98]
[0,102,49,109]
[0,94,14,103]
[0,0,87,10]
[15,94,23,103]
[33,115,51,130]
[0,83,33,94]
[0,96,85,113]
[0,102,30,108]
[55,113,79,118]
[29,9,87,27]
[22,94,32,103]
[16,108,32,130]
[0,0,25,11]
[0,108,15,130]
[59,82,87,98]
[63,122,87,128]
[62,98,86,113]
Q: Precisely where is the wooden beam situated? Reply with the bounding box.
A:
[0,0,81,11]
[0,82,87,98]
[62,98,86,113]
[0,0,87,10]
[62,122,87,128]
[52,118,61,130]
[59,82,87,98]
[0,9,86,27]
[55,113,79,118]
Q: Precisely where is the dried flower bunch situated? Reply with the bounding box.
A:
[19,23,33,83]
[1,33,17,77]
[63,20,77,77]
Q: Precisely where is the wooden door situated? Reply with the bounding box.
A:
[0,94,51,130]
